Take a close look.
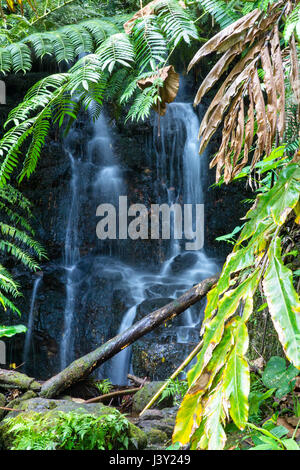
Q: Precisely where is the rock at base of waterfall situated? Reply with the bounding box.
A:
[169,252,199,274]
[132,382,174,413]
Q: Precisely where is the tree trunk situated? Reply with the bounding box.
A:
[40,274,219,398]
[0,369,41,391]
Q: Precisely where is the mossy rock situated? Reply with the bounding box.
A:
[0,398,147,450]
[132,382,173,413]
[147,428,168,445]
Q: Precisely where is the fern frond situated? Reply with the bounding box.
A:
[7,43,32,73]
[44,31,75,64]
[0,265,20,298]
[97,33,135,73]
[0,223,46,259]
[131,16,168,72]
[25,33,53,59]
[0,289,21,315]
[199,0,242,29]
[81,19,120,46]
[284,3,300,43]
[126,81,162,122]
[0,201,33,233]
[66,54,103,94]
[0,240,40,271]
[0,48,12,73]
[60,24,94,56]
[0,119,34,186]
[105,69,130,102]
[24,73,69,101]
[0,184,32,213]
[155,0,199,46]
[19,110,52,181]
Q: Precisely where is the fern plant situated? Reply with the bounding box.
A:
[6,410,134,450]
[0,184,46,336]
[0,18,120,73]
[0,0,200,184]
[197,0,242,29]
[284,3,300,42]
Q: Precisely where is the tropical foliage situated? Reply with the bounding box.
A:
[0,0,299,450]
[0,184,45,336]
[189,0,299,183]
[0,0,199,186]
[173,163,300,449]
[171,1,300,450]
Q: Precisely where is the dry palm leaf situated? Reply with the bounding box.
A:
[3,0,36,15]
[189,1,299,183]
[137,65,180,115]
[289,34,300,120]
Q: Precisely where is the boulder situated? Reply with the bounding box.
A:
[0,398,147,450]
[147,428,168,446]
[132,381,173,413]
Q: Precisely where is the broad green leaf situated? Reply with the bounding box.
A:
[172,392,202,446]
[188,268,261,387]
[263,237,300,368]
[223,320,250,429]
[173,321,234,445]
[202,382,227,450]
[262,356,299,398]
[238,164,300,245]
[0,324,27,338]
[283,439,300,450]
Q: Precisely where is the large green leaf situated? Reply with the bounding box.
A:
[201,381,227,450]
[263,237,300,368]
[188,268,261,387]
[173,321,234,446]
[223,320,250,428]
[238,164,300,245]
[262,356,299,399]
[172,392,202,446]
[0,324,27,338]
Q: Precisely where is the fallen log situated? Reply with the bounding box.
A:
[0,369,41,392]
[40,274,219,398]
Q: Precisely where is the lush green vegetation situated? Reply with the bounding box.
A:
[0,0,299,451]
[5,409,135,450]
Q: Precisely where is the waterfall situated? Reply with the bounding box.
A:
[106,101,218,384]
[23,276,41,373]
[60,141,81,369]
[60,112,126,368]
[59,98,218,383]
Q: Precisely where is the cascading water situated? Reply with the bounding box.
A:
[106,101,218,384]
[60,136,81,370]
[58,91,218,383]
[23,276,42,373]
[60,112,127,369]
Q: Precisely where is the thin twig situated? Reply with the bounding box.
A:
[84,388,141,404]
